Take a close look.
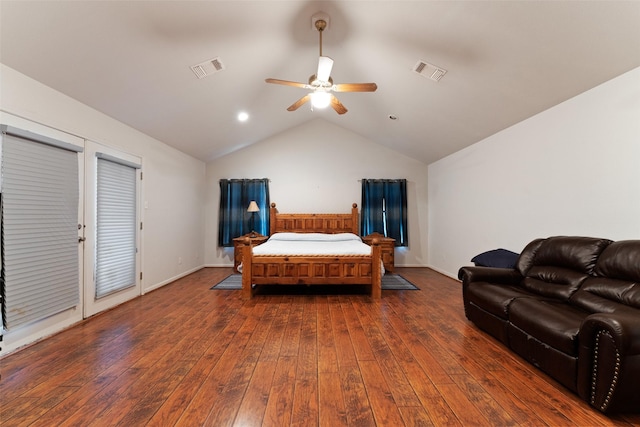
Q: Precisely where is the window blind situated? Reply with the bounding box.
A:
[1,131,80,330]
[95,157,138,299]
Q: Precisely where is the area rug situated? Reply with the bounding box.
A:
[211,274,419,290]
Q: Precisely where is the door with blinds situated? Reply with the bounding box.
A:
[84,141,141,317]
[1,125,84,334]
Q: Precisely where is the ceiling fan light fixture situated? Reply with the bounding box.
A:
[310,91,331,109]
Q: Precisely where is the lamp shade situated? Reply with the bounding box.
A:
[247,200,259,212]
[310,91,331,109]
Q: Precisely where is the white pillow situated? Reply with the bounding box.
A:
[269,232,362,242]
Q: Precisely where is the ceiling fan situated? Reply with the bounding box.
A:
[265,15,377,115]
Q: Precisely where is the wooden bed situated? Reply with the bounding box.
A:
[240,203,382,299]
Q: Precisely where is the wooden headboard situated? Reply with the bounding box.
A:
[269,203,359,235]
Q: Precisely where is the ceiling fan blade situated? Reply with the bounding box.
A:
[316,56,333,83]
[333,82,378,92]
[287,94,311,111]
[330,95,348,115]
[265,78,309,89]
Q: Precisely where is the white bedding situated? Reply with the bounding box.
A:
[251,232,372,256]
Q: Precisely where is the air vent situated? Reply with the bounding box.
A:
[190,57,225,79]
[413,60,447,82]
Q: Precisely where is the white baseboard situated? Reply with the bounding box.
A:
[142,265,206,294]
[425,264,460,281]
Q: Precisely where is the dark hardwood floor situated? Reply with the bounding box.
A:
[1,267,639,426]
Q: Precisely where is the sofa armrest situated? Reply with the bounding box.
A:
[580,312,640,354]
[577,311,640,413]
[457,266,523,287]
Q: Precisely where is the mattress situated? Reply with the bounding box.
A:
[251,232,372,256]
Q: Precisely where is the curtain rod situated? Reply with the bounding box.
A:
[358,179,407,182]
[219,178,271,182]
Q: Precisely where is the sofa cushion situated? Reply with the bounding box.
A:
[466,282,540,320]
[570,240,640,314]
[515,238,545,276]
[571,278,640,313]
[518,236,612,300]
[509,298,588,356]
[593,240,640,282]
[522,267,590,300]
[532,236,612,273]
[471,248,520,268]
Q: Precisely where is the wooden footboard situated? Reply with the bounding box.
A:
[241,239,382,299]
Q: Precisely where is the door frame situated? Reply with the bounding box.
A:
[0,113,86,355]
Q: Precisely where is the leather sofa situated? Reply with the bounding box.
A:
[458,236,640,413]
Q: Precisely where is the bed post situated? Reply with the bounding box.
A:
[241,237,253,299]
[371,238,382,299]
[269,202,278,236]
[351,203,359,235]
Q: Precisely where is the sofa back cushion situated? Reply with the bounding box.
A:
[570,278,640,313]
[515,238,545,275]
[518,236,612,300]
[570,240,640,313]
[593,240,640,281]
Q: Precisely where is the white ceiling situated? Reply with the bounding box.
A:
[2,1,639,165]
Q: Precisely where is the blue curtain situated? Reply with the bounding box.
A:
[361,179,408,246]
[218,178,270,247]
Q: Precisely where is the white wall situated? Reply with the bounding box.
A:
[205,118,429,268]
[1,64,206,353]
[428,67,640,278]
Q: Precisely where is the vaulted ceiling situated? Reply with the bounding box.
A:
[2,1,639,165]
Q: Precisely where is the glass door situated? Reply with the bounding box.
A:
[84,141,142,318]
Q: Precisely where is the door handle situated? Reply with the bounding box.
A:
[78,237,86,243]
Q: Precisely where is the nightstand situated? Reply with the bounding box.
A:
[362,232,395,273]
[233,232,268,273]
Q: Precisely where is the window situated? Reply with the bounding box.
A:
[218,179,270,247]
[360,179,408,246]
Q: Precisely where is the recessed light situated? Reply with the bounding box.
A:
[237,111,249,122]
[388,114,398,120]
